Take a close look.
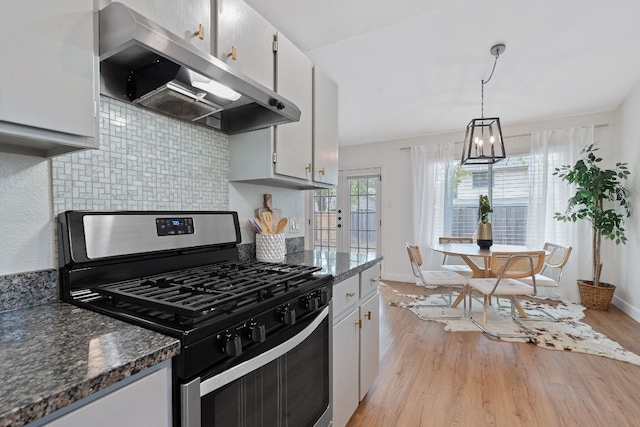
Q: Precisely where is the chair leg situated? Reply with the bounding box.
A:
[469,295,538,340]
[410,287,466,320]
[483,295,488,324]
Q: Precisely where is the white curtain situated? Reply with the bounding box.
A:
[410,142,455,270]
[528,126,594,302]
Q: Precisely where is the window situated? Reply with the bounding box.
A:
[447,156,530,245]
[348,176,378,253]
[312,188,337,251]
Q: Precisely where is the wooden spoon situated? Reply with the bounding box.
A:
[275,217,288,234]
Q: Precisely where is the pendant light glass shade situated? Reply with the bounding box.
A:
[461,117,505,165]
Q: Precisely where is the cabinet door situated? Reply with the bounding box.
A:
[0,0,97,154]
[359,293,380,401]
[274,32,313,181]
[44,365,172,427]
[215,0,274,90]
[116,0,210,53]
[332,308,360,427]
[313,66,339,185]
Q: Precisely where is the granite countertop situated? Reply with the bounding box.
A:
[0,302,180,427]
[285,250,382,282]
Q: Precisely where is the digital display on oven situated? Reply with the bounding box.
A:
[156,217,195,236]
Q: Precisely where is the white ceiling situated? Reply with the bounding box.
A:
[243,0,640,147]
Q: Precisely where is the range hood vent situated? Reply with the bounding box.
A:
[98,2,300,134]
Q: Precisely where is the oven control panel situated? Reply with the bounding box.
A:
[156,217,195,236]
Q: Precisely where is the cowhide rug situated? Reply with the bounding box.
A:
[390,291,640,366]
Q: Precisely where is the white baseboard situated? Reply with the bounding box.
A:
[612,295,640,323]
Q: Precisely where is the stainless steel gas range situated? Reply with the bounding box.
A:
[57,211,333,427]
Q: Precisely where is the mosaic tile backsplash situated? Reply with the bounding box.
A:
[51,96,230,214]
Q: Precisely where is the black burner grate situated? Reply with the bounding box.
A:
[92,261,322,324]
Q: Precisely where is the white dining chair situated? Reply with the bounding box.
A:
[467,251,545,339]
[516,242,572,321]
[406,243,468,319]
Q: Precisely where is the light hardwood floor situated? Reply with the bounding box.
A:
[346,280,640,427]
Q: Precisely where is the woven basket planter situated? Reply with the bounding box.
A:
[577,280,616,311]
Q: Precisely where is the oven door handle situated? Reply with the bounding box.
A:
[181,306,329,427]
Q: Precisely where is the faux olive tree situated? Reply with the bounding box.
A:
[554,143,631,287]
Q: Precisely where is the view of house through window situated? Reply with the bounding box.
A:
[448,156,530,245]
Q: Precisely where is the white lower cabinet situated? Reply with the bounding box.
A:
[332,308,361,427]
[359,293,380,401]
[42,363,172,427]
[332,264,381,427]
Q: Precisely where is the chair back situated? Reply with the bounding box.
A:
[406,243,423,279]
[490,251,546,280]
[438,237,473,265]
[543,242,572,269]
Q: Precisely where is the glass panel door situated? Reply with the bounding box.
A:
[310,169,380,253]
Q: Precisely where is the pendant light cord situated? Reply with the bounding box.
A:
[481,50,501,118]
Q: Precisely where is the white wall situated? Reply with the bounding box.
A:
[339,111,616,285]
[229,182,306,243]
[614,78,640,321]
[0,154,53,274]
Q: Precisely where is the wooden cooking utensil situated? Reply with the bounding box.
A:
[275,217,288,234]
[261,211,273,233]
[254,217,268,234]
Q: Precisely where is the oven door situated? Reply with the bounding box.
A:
[181,306,332,427]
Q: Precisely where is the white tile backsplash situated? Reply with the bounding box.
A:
[52,96,229,214]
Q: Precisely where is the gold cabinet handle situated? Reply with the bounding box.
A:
[364,311,371,320]
[193,24,205,40]
[346,292,356,297]
[305,163,312,172]
[370,277,379,283]
[355,319,362,328]
[318,167,326,176]
[227,45,237,60]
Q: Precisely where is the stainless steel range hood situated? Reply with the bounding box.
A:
[98,2,300,134]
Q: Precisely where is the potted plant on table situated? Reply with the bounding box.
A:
[554,142,631,310]
[477,194,493,249]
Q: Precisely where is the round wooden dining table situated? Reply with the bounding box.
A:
[431,243,532,278]
[431,243,542,315]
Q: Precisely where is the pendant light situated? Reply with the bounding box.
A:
[461,44,507,165]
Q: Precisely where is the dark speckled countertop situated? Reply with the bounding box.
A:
[0,302,180,427]
[285,250,382,282]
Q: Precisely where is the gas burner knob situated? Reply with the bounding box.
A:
[319,288,330,305]
[248,322,266,343]
[303,296,320,311]
[279,306,296,325]
[222,333,242,356]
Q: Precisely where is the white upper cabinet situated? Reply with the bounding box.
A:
[214,0,275,90]
[226,0,339,189]
[273,31,313,181]
[112,0,211,53]
[228,31,315,189]
[0,0,98,157]
[313,66,339,186]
